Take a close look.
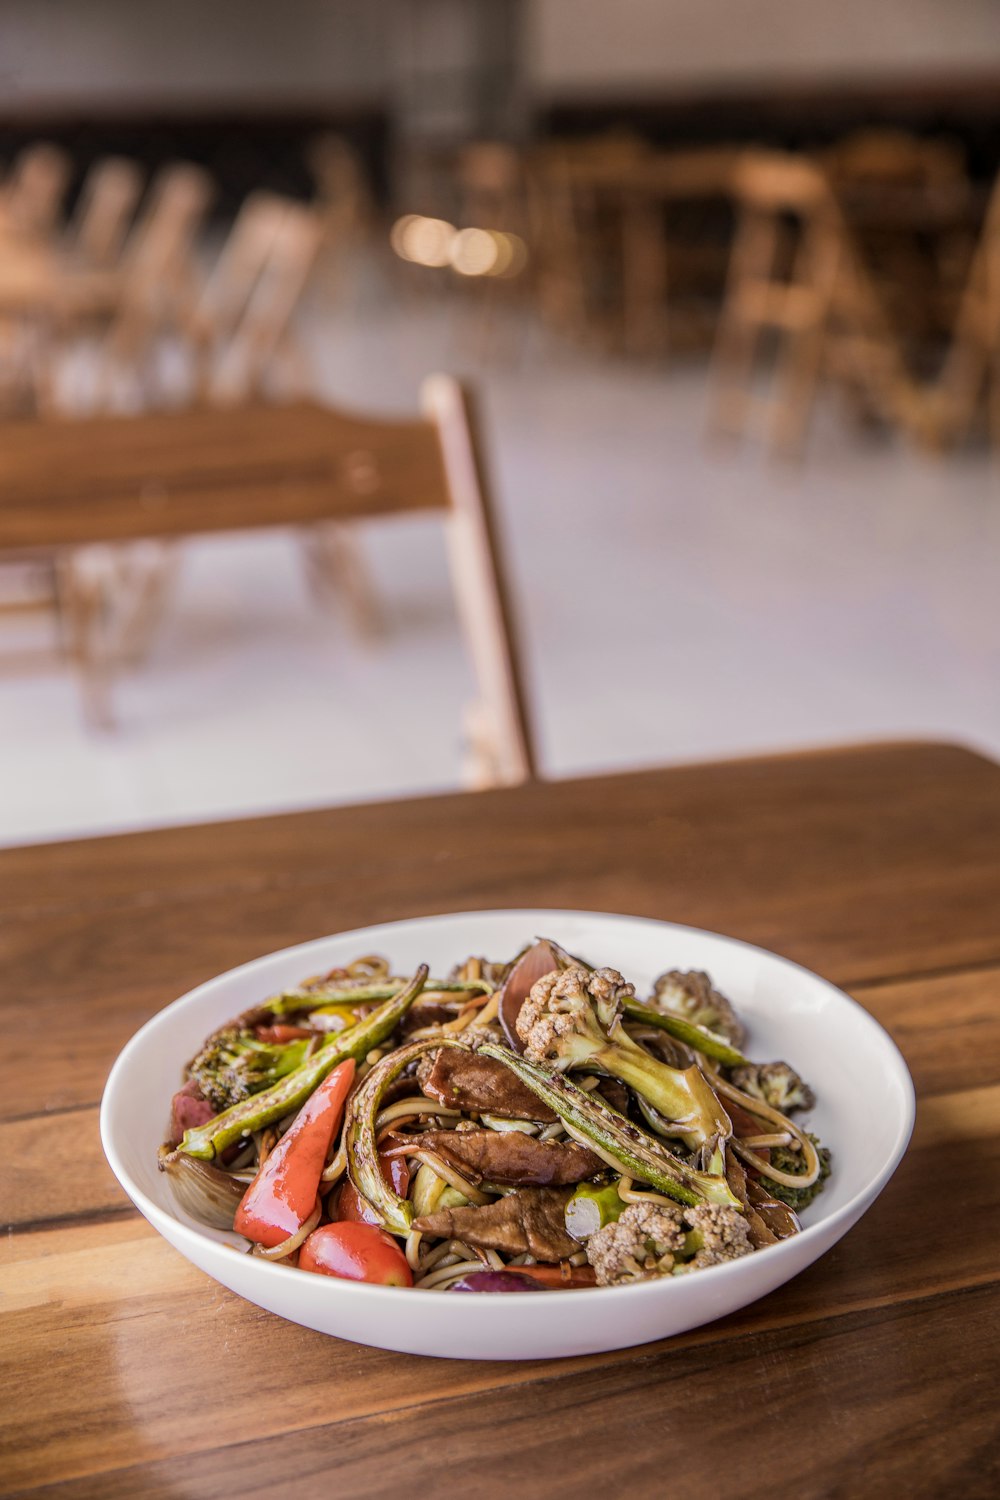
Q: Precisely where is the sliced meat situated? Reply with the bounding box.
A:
[168,1080,215,1146]
[595,1076,630,1115]
[413,1187,578,1261]
[397,1129,601,1187]
[400,1001,462,1034]
[419,1048,557,1121]
[725,1147,777,1249]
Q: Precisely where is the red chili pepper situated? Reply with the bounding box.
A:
[336,1150,410,1226]
[234,1058,355,1249]
[255,1023,314,1044]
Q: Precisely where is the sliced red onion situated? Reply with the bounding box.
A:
[448,1270,544,1293]
[498,940,560,1051]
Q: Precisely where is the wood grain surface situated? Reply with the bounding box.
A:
[0,401,447,552]
[3,741,999,1498]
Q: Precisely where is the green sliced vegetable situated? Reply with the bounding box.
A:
[345,1035,448,1234]
[176,967,429,1161]
[622,997,747,1067]
[565,1181,625,1239]
[262,977,491,1016]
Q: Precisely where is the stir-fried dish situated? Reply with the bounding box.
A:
[159,939,831,1292]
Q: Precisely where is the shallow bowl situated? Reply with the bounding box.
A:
[101,909,914,1360]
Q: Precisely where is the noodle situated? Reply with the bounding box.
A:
[375,1097,461,1129]
[617,1175,678,1209]
[250,1202,321,1261]
[415,1259,484,1290]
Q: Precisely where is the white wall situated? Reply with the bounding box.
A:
[528,0,1000,96]
[0,0,389,109]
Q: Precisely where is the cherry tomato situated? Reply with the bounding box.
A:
[336,1153,410,1226]
[299,1221,413,1286]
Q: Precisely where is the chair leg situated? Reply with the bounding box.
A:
[114,543,181,664]
[56,552,116,729]
[769,315,828,458]
[300,524,383,639]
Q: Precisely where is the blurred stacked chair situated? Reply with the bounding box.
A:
[934,168,1000,447]
[99,162,214,406]
[450,141,531,359]
[822,129,965,189]
[822,128,972,357]
[526,131,650,347]
[0,145,73,649]
[198,198,325,404]
[66,157,143,269]
[307,133,375,284]
[710,149,930,457]
[0,143,71,240]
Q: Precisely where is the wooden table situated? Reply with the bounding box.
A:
[4,741,1000,1496]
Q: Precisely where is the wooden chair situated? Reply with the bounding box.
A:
[822,129,965,189]
[710,150,927,456]
[186,191,288,389]
[67,157,143,268]
[190,196,381,638]
[308,134,374,251]
[933,170,1000,447]
[1,143,71,239]
[100,163,214,400]
[422,375,536,786]
[205,200,324,404]
[526,132,652,348]
[0,381,538,786]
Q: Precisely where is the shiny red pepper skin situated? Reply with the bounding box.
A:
[234,1058,355,1249]
[298,1221,413,1286]
[336,1151,410,1225]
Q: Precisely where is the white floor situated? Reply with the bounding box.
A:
[2,269,998,847]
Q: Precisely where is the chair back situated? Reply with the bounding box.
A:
[69,157,143,267]
[196,191,287,340]
[455,142,524,228]
[712,149,922,453]
[420,375,535,785]
[936,169,1000,443]
[823,129,965,188]
[731,151,836,220]
[120,163,213,304]
[209,200,324,402]
[3,143,71,238]
[308,133,372,243]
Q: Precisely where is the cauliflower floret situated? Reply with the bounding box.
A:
[587,1202,687,1285]
[515,965,634,1062]
[586,1199,752,1285]
[730,1060,816,1114]
[681,1203,755,1269]
[648,970,746,1048]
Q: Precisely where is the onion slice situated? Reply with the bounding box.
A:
[497,940,560,1050]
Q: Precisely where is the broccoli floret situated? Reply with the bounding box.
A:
[586,1200,752,1285]
[648,970,746,1049]
[516,966,731,1150]
[187,1028,309,1111]
[764,1135,831,1210]
[730,1060,816,1114]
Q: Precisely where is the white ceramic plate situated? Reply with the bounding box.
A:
[101,909,914,1361]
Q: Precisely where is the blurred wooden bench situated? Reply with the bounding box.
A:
[0,378,536,787]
